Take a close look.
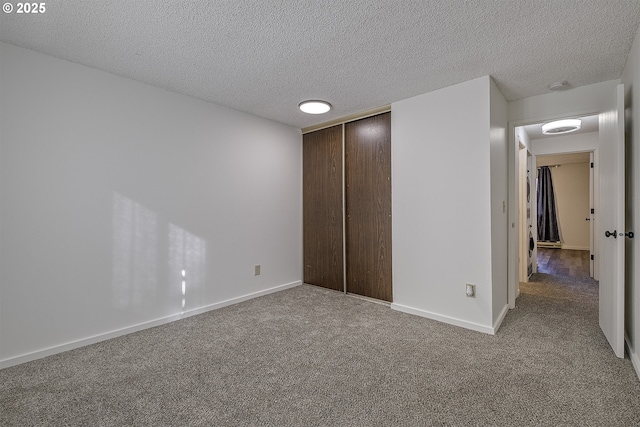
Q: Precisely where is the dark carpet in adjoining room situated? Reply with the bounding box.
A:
[1,278,639,426]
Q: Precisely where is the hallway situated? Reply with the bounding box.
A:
[527,247,595,303]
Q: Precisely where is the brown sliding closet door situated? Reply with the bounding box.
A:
[345,113,392,301]
[303,125,344,291]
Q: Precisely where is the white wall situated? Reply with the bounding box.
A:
[621,23,640,379]
[509,80,620,124]
[490,79,509,327]
[532,132,599,156]
[391,76,498,334]
[549,162,591,250]
[0,42,303,367]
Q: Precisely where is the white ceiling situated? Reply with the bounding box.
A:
[1,1,639,129]
[522,114,599,140]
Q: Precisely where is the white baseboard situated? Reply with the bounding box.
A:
[625,333,640,381]
[390,303,496,335]
[493,304,509,333]
[561,245,590,251]
[0,281,301,369]
[537,241,561,248]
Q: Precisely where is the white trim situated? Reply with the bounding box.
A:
[0,281,301,369]
[537,241,562,248]
[493,304,510,332]
[625,333,640,381]
[390,303,496,335]
[561,245,590,251]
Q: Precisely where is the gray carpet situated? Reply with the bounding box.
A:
[1,277,639,426]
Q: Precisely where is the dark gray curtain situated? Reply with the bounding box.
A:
[537,166,560,242]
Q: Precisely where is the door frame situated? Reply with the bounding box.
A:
[508,109,601,308]
[533,149,595,266]
[518,141,528,283]
[589,151,595,277]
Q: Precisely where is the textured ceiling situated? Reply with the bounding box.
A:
[1,1,639,129]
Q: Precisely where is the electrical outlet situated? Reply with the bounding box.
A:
[254,265,261,276]
[466,283,476,298]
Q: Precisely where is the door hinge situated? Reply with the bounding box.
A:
[591,208,595,214]
[590,162,594,168]
[590,254,594,260]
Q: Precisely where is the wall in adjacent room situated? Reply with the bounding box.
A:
[549,162,591,250]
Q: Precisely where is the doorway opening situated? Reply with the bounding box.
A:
[535,152,593,280]
[513,114,599,297]
[508,83,626,358]
[511,118,601,349]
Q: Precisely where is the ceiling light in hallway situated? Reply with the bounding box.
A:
[542,119,582,135]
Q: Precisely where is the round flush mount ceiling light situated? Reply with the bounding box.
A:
[542,119,582,135]
[299,100,331,114]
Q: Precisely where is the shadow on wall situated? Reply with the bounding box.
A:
[111,192,207,313]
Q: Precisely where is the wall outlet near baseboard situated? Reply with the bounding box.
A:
[254,265,261,276]
[466,283,476,298]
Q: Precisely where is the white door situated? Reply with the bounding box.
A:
[598,83,625,358]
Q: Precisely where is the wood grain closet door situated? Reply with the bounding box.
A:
[303,125,344,291]
[345,113,392,301]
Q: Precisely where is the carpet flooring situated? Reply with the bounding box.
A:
[1,278,639,426]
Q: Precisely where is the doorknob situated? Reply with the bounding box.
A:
[585,218,591,221]
[605,230,617,238]
[625,231,635,239]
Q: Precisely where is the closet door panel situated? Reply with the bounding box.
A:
[303,125,344,291]
[345,113,392,301]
